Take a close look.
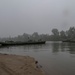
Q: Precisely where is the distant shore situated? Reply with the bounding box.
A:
[0,54,45,75]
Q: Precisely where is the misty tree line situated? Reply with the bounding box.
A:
[0,26,75,41]
[51,26,75,41]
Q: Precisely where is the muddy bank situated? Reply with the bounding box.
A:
[0,54,45,75]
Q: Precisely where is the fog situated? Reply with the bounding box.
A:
[0,0,75,37]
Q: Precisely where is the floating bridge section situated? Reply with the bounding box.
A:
[0,41,46,46]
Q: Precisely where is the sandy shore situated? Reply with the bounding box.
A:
[0,54,45,75]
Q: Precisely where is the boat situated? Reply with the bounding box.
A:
[0,41,46,46]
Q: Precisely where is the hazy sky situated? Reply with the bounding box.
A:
[0,0,75,37]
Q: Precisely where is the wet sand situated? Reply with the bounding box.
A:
[0,54,45,75]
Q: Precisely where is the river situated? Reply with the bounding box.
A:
[0,41,75,75]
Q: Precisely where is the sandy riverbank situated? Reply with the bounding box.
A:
[0,54,45,75]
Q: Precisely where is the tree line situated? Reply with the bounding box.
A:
[0,26,75,41]
[51,26,75,41]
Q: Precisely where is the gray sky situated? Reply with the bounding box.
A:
[0,0,75,37]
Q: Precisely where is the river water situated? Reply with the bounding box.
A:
[0,41,75,75]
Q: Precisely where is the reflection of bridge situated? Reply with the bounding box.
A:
[0,41,46,46]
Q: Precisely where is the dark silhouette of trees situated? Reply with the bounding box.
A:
[51,28,60,41]
[60,30,66,40]
[0,26,75,41]
[52,29,59,36]
[51,27,75,41]
[66,27,75,40]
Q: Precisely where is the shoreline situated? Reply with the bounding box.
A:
[0,53,45,75]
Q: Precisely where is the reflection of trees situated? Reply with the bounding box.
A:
[22,45,44,52]
[60,43,75,54]
[52,43,60,53]
[67,43,75,54]
[60,43,68,52]
[59,42,75,54]
[60,43,65,52]
[33,45,44,52]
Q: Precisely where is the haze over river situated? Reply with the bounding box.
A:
[0,41,75,75]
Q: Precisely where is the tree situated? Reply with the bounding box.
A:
[66,27,75,40]
[60,30,66,39]
[52,29,59,36]
[32,32,39,37]
[51,29,60,41]
[32,32,39,41]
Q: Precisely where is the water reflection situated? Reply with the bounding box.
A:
[52,43,60,53]
[67,43,75,54]
[0,41,75,54]
[51,42,75,54]
[60,43,67,52]
[0,41,75,75]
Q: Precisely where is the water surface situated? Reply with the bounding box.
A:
[0,41,75,75]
